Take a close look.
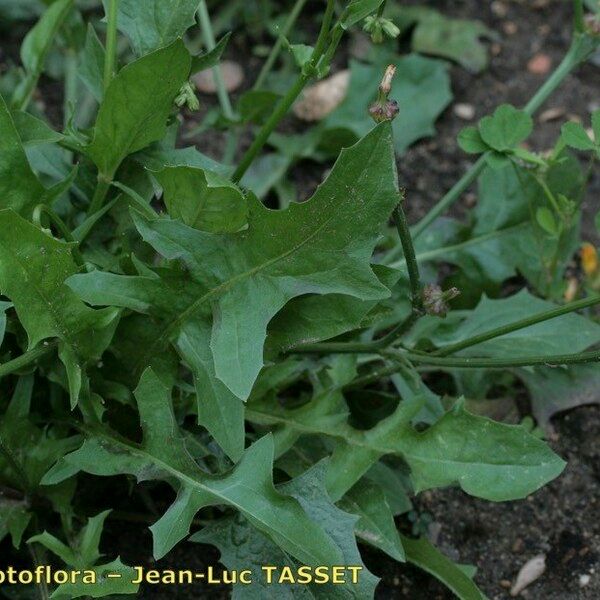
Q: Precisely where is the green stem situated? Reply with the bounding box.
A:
[63,48,78,128]
[377,0,388,18]
[433,295,600,357]
[198,0,234,120]
[232,0,337,183]
[409,156,486,241]
[573,0,584,34]
[33,204,74,243]
[394,201,422,311]
[350,341,600,389]
[401,348,600,369]
[103,0,119,92]
[33,205,84,266]
[411,34,595,241]
[28,543,50,600]
[0,343,56,379]
[254,0,308,90]
[88,177,111,216]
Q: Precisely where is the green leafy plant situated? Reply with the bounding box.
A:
[0,1,599,598]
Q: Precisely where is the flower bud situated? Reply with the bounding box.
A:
[175,81,200,111]
[363,16,400,44]
[381,19,401,39]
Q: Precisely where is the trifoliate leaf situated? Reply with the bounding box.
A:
[478,104,533,152]
[87,40,191,178]
[561,120,596,152]
[43,368,343,566]
[457,126,488,154]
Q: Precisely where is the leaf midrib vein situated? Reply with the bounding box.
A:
[134,136,383,373]
[91,428,326,564]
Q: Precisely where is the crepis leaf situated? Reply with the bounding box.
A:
[43,368,344,566]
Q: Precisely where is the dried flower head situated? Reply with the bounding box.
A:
[369,65,400,123]
[422,284,461,318]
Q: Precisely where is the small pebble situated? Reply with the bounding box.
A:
[491,1,508,17]
[539,107,565,122]
[194,61,244,93]
[503,22,518,35]
[500,579,512,588]
[579,574,591,587]
[527,53,552,75]
[293,70,350,122]
[511,555,546,596]
[453,103,476,120]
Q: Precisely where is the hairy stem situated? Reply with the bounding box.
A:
[232,0,337,182]
[434,295,600,357]
[103,0,119,92]
[391,348,600,369]
[254,0,309,90]
[198,0,234,120]
[394,200,422,311]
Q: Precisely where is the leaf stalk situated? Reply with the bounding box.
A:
[232,0,337,182]
[103,0,119,92]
